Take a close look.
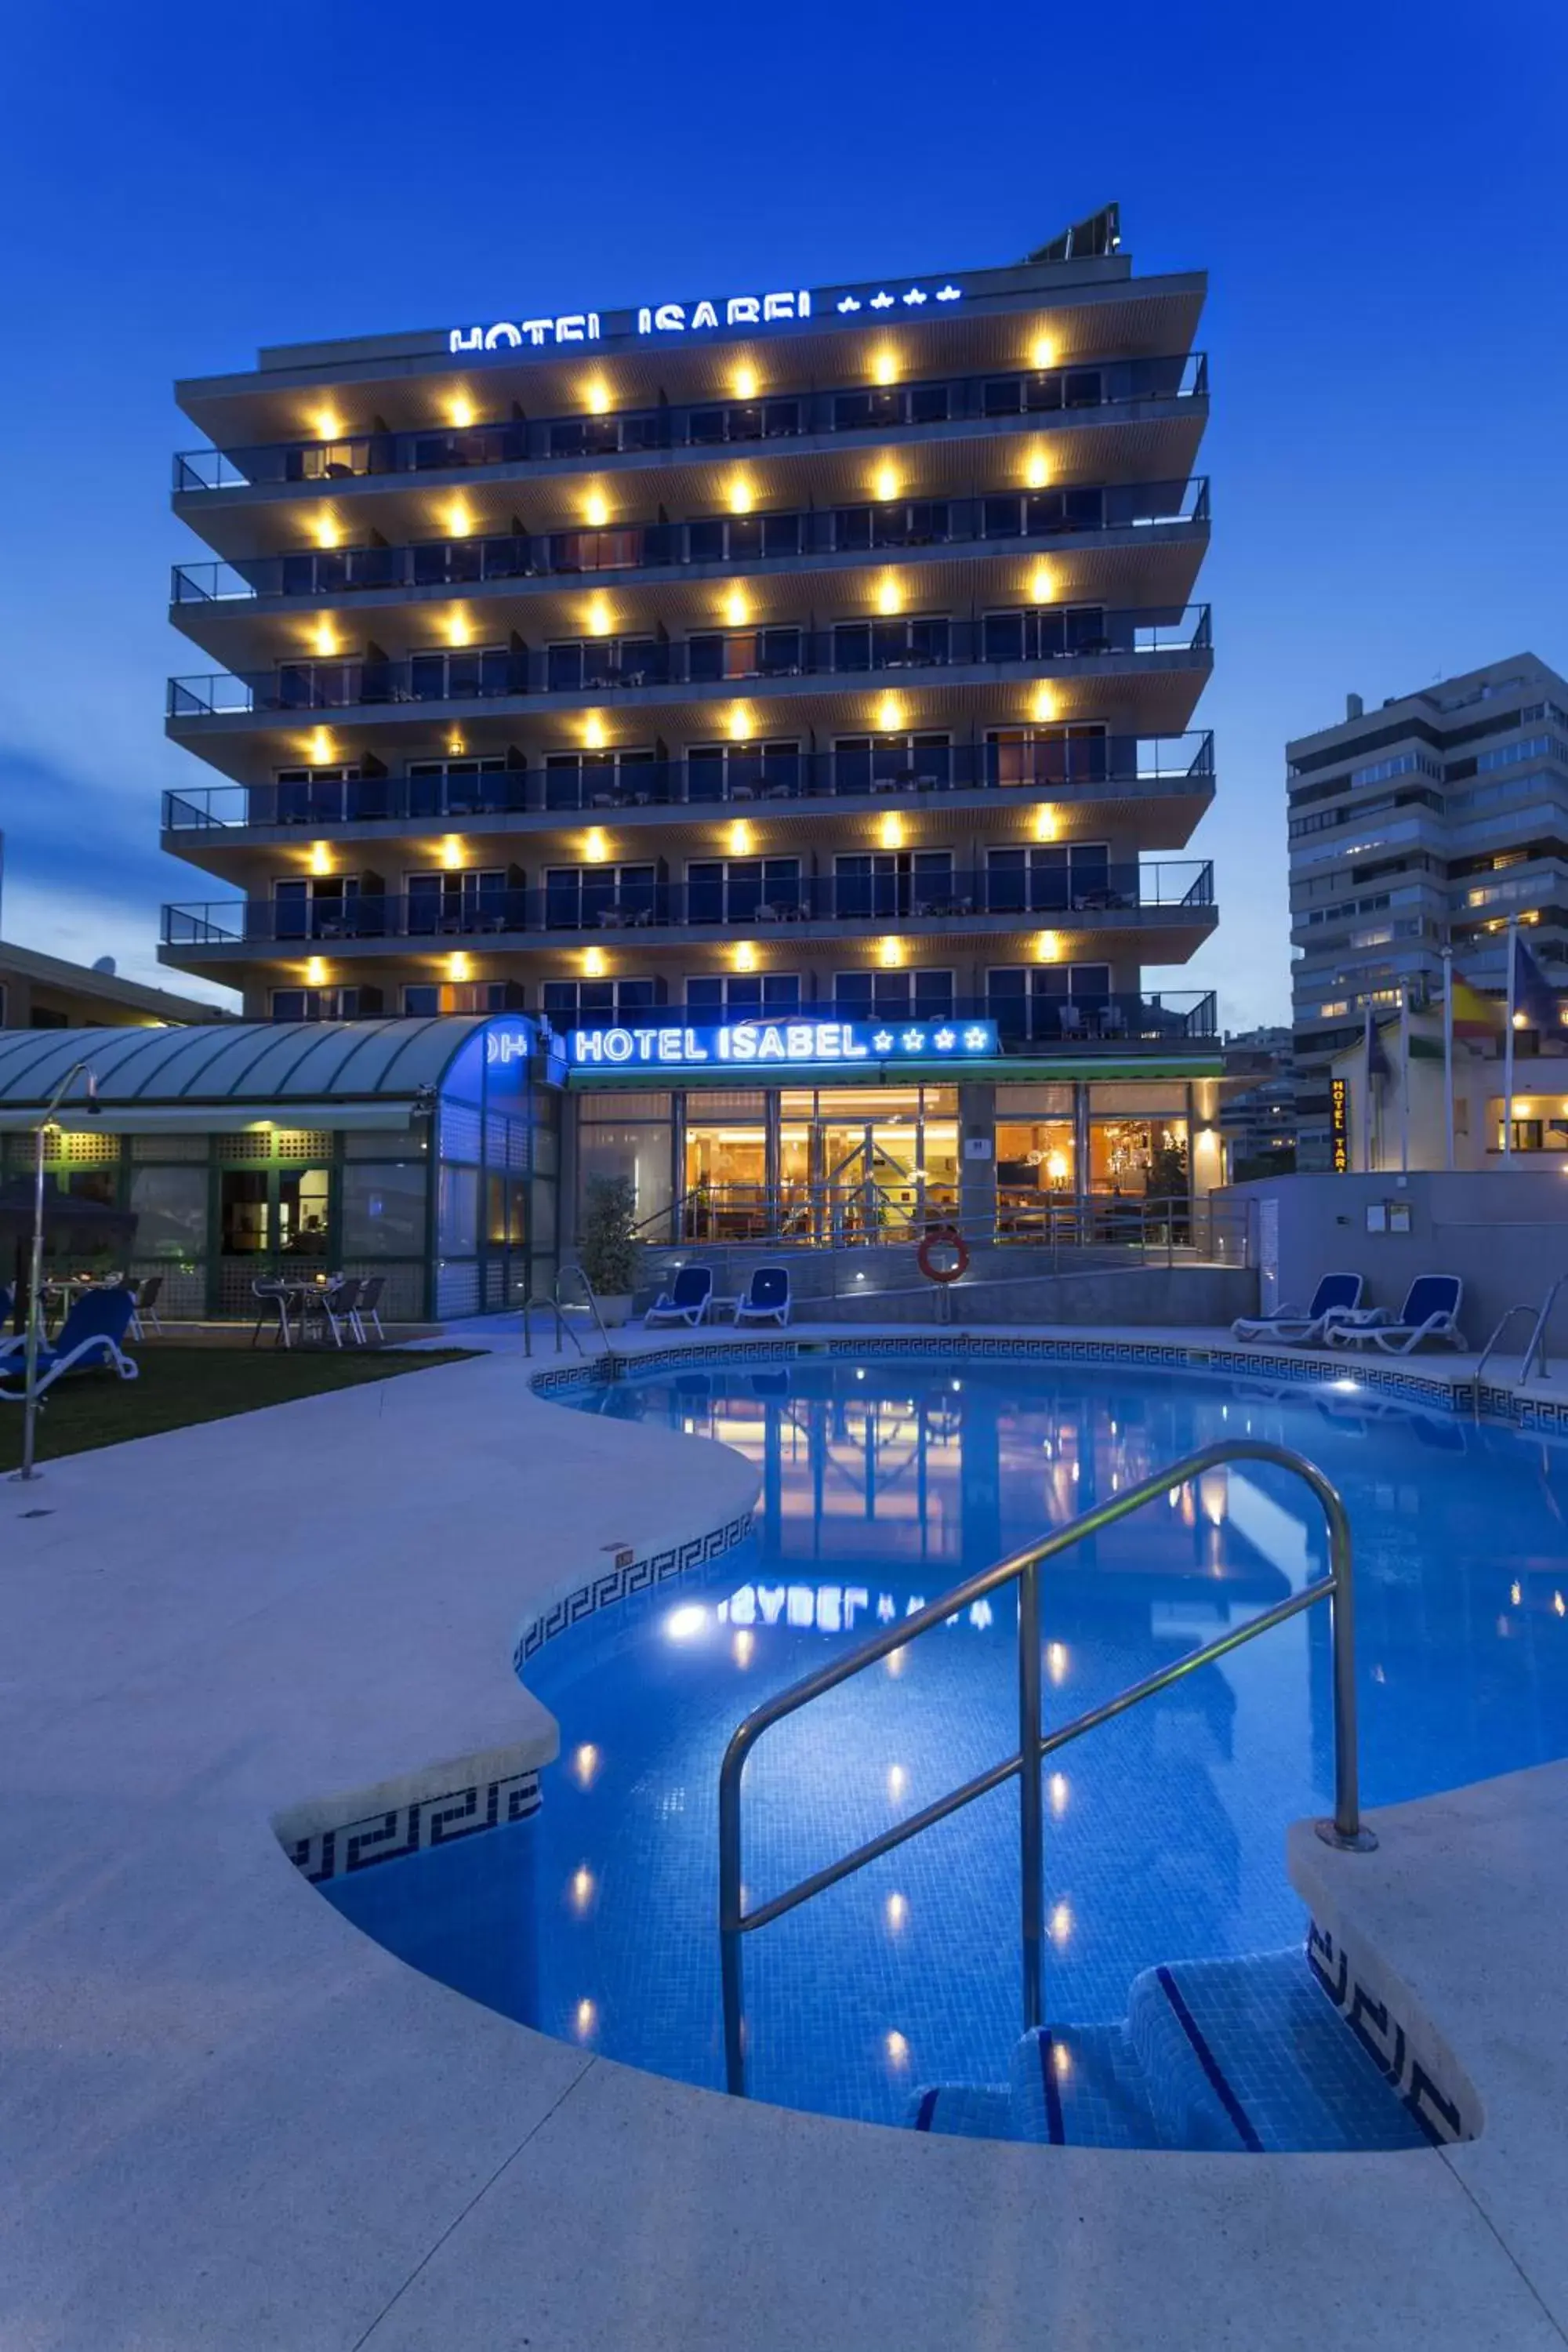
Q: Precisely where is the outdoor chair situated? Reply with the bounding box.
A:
[735,1266,792,1327]
[251,1278,292,1348]
[1232,1272,1364,1348]
[129,1272,165,1339]
[351,1274,387,1345]
[309,1276,363,1348]
[0,1287,139,1400]
[1327,1276,1467,1356]
[645,1265,714,1327]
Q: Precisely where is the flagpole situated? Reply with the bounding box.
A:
[1399,985,1410,1174]
[1441,945,1455,1171]
[1504,917,1518,1164]
[1362,1006,1374,1173]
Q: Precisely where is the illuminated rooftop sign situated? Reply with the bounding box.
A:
[448,281,963,356]
[568,1018,998,1071]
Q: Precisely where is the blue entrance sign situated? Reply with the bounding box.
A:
[568,1018,999,1070]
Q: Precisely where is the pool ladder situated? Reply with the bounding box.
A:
[520,1265,614,1359]
[1472,1272,1568,1414]
[718,1439,1375,2100]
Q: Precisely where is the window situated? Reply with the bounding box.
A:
[542,978,662,1022]
[543,746,658,811]
[546,526,645,572]
[684,857,801,923]
[402,982,525,1014]
[981,368,1103,417]
[833,501,950,552]
[988,964,1112,1040]
[832,732,953,792]
[408,644,521,700]
[983,605,1110,662]
[272,876,370,940]
[685,511,804,564]
[406,869,512,934]
[981,488,1105,539]
[543,863,658,928]
[687,739,802,801]
[271,764,361,825]
[270,985,383,1021]
[832,383,949,430]
[1475,734,1566,774]
[985,843,1112,913]
[687,397,802,445]
[987,726,1108,787]
[832,616,949,672]
[1350,750,1442,787]
[687,627,803,682]
[686,975,802,1016]
[547,412,662,459]
[833,850,955,918]
[545,634,662,691]
[834,969,955,1019]
[404,758,517,818]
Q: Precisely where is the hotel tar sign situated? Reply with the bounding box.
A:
[568,1018,999,1071]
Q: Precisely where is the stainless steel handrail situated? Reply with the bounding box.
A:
[717,1437,1372,2099]
[520,1294,583,1357]
[554,1262,613,1356]
[1474,1271,1568,1410]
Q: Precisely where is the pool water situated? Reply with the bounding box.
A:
[328,1357,1568,2126]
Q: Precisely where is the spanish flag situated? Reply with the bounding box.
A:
[1450,975,1502,1040]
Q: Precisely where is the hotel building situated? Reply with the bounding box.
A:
[1288,655,1568,1171]
[161,205,1221,1245]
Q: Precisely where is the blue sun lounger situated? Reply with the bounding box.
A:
[1232,1272,1363,1347]
[0,1286,140,1399]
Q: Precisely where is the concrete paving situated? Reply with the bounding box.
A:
[2,1330,1567,2349]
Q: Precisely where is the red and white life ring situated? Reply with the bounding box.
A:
[916,1225,970,1284]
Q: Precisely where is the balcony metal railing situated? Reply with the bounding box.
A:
[169,480,1211,604]
[172,354,1210,493]
[161,732,1217,832]
[160,866,1215,949]
[166,607,1214,719]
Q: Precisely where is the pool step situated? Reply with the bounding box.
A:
[911,1948,1434,2153]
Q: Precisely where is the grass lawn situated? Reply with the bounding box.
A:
[0,1345,482,1473]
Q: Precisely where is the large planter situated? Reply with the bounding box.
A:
[592,1293,633,1329]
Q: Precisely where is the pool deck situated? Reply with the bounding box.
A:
[5,1325,1568,2350]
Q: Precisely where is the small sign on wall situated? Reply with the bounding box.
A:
[963,1137,993,1161]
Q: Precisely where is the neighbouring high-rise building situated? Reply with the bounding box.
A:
[1288,654,1568,1172]
[160,205,1224,1239]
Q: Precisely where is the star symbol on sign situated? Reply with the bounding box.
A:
[933,1027,956,1050]
[872,1029,895,1053]
[902,288,928,306]
[837,296,862,313]
[935,285,962,302]
[962,1025,989,1050]
[869,292,895,310]
[902,1029,927,1052]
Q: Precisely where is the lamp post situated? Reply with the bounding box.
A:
[15,1061,99,1483]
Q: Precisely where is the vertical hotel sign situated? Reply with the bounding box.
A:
[1330,1076,1350,1172]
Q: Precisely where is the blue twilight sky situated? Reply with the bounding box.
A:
[2,0,1563,1024]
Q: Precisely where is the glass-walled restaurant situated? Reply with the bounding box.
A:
[573,1076,1207,1245]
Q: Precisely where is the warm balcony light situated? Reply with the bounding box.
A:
[585,379,612,415]
[308,841,331,876]
[307,727,336,766]
[583,946,608,978]
[583,490,610,528]
[723,586,750,629]
[728,474,754,516]
[873,463,899,503]
[1032,684,1059,724]
[732,364,759,401]
[585,594,612,638]
[446,610,473,648]
[728,819,753,855]
[583,828,609,863]
[873,349,899,387]
[447,394,476,429]
[447,729,466,756]
[1031,333,1058,371]
[878,812,904,850]
[1034,931,1062,964]
[734,942,757,972]
[728,703,753,743]
[304,956,328,986]
[1025,448,1050,490]
[1034,804,1059,844]
[448,952,472,982]
[439,837,464,870]
[444,495,475,538]
[583,713,607,750]
[877,575,902,616]
[310,407,343,441]
[876,691,903,732]
[313,515,342,551]
[1514,1010,1531,1029]
[310,619,339,658]
[877,937,905,969]
[1029,562,1055,604]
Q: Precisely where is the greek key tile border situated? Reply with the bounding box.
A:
[1307,1921,1468,2146]
[514,1512,755,1669]
[286,1769,541,1886]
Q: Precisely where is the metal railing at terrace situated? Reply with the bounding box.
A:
[161,732,1216,831]
[166,608,1214,719]
[158,864,1215,949]
[637,1188,1243,1261]
[169,480,1211,604]
[172,354,1210,494]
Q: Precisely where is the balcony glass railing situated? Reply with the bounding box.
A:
[167,607,1213,718]
[172,354,1208,493]
[162,733,1217,831]
[557,989,1220,1048]
[169,480,1210,604]
[160,862,1215,948]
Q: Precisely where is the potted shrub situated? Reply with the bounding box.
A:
[578,1174,641,1328]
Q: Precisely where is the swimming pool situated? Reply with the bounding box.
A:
[328,1352,1568,2129]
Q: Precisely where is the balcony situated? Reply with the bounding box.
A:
[170,481,1210,605]
[163,733,1216,832]
[554,989,1220,1052]
[166,607,1214,721]
[172,355,1208,494]
[160,860,1214,949]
